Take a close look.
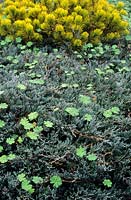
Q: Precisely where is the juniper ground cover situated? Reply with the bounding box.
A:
[0,0,131,199]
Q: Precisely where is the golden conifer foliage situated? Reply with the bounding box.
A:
[0,0,129,47]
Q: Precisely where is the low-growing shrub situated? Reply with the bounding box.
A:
[0,41,131,199]
[0,0,129,47]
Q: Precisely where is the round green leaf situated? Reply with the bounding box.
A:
[28,112,38,121]
[111,107,120,114]
[17,173,26,182]
[103,110,112,118]
[21,180,34,194]
[32,176,43,184]
[87,153,97,161]
[84,114,92,122]
[8,153,16,160]
[79,95,91,105]
[76,146,86,158]
[50,175,62,188]
[17,136,24,144]
[0,103,8,109]
[17,84,27,90]
[0,120,5,128]
[44,121,54,128]
[103,179,112,188]
[26,131,39,140]
[0,155,8,163]
[65,107,79,117]
[6,137,15,145]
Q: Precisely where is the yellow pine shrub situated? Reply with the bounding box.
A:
[0,0,129,47]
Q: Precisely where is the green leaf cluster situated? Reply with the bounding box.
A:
[103,107,120,118]
[0,153,16,163]
[20,112,43,140]
[76,146,97,161]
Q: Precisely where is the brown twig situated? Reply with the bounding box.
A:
[70,128,104,141]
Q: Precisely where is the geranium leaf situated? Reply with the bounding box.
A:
[0,155,8,163]
[6,137,15,145]
[0,120,5,128]
[65,107,79,117]
[28,112,38,121]
[50,175,62,188]
[20,117,34,130]
[32,176,43,184]
[0,103,8,109]
[26,131,39,140]
[79,95,91,105]
[103,179,112,187]
[84,114,92,121]
[21,180,34,194]
[111,106,120,114]
[44,121,54,128]
[17,173,26,182]
[103,110,112,118]
[8,153,16,160]
[87,153,97,161]
[17,84,27,90]
[76,146,86,158]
